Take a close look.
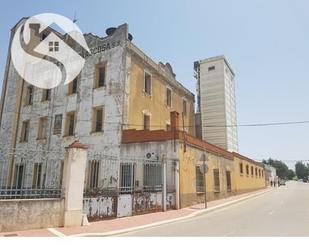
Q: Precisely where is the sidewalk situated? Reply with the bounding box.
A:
[0,188,272,237]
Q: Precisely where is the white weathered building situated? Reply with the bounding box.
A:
[194,55,239,152]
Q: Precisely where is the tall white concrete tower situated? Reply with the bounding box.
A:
[194,55,238,152]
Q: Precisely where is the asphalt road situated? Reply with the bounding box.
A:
[119,181,309,236]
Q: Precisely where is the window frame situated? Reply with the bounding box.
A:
[20,120,30,142]
[37,116,48,140]
[144,71,152,95]
[65,112,76,137]
[92,106,104,133]
[226,170,232,192]
[166,87,172,107]
[195,166,205,193]
[143,113,150,130]
[94,63,106,89]
[213,169,220,193]
[53,114,63,135]
[42,89,51,102]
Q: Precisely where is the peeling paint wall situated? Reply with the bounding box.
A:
[83,197,116,220]
[117,194,132,217]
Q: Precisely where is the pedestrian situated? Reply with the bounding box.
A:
[270,180,273,187]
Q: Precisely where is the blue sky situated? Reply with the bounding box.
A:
[0,0,308,168]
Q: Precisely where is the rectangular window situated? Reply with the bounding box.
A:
[143,114,150,130]
[251,166,254,177]
[37,117,48,140]
[95,64,106,88]
[25,86,33,105]
[20,120,30,142]
[42,89,51,101]
[65,112,75,136]
[144,72,152,95]
[183,99,187,116]
[166,88,172,107]
[195,166,204,192]
[255,167,258,177]
[262,170,264,177]
[208,66,215,71]
[120,162,135,193]
[53,114,62,135]
[239,163,243,174]
[14,163,25,189]
[32,163,42,189]
[92,107,104,132]
[226,171,232,191]
[246,165,249,175]
[68,77,78,95]
[143,163,162,191]
[87,160,100,189]
[213,169,220,192]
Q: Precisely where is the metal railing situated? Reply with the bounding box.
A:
[0,188,62,199]
[0,149,64,199]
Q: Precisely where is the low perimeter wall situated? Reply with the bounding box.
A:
[0,198,64,233]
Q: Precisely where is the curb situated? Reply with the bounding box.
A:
[70,188,273,237]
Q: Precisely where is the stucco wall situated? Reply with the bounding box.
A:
[126,55,195,135]
[232,156,266,194]
[0,198,64,233]
[178,143,236,208]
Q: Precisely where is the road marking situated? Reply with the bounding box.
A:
[47,228,66,237]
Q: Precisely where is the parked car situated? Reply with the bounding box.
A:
[279,179,286,186]
[303,179,308,183]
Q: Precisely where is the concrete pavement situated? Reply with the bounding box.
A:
[119,181,309,236]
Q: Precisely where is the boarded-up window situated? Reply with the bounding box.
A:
[144,72,152,95]
[226,171,232,191]
[196,166,204,192]
[213,169,220,192]
[20,120,30,142]
[53,114,62,135]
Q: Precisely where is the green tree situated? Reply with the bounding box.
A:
[263,158,289,179]
[295,161,309,180]
[287,169,295,180]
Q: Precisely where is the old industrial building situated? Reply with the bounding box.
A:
[194,56,239,152]
[0,18,265,231]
